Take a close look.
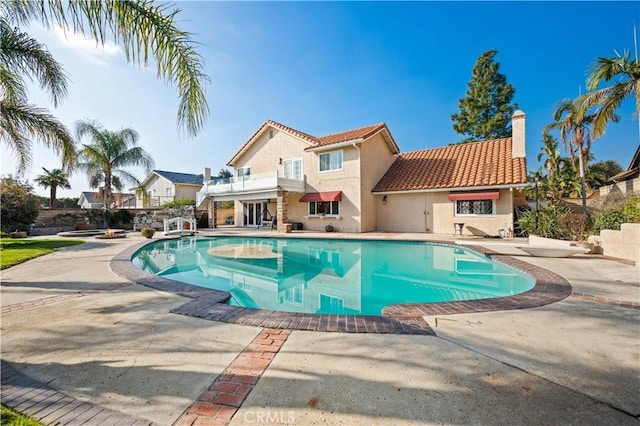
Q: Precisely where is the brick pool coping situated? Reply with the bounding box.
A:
[110,238,573,336]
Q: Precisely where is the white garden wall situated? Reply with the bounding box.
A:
[589,223,640,269]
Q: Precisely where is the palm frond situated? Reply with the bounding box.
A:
[0,98,76,172]
[7,0,210,137]
[586,50,634,90]
[0,63,28,102]
[0,16,68,106]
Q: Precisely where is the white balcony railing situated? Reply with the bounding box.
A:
[196,171,305,207]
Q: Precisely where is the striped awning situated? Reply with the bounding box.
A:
[299,191,342,202]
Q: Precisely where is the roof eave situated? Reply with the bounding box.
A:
[305,138,365,152]
[372,183,528,195]
[377,127,400,154]
[140,171,163,187]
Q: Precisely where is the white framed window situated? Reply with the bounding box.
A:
[319,150,343,172]
[308,201,340,216]
[284,158,302,180]
[455,199,495,216]
[237,166,251,179]
[166,187,173,197]
[282,286,303,305]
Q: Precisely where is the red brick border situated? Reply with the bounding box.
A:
[174,329,291,426]
[111,239,578,335]
[570,291,640,309]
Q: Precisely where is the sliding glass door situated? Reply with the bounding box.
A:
[243,201,267,226]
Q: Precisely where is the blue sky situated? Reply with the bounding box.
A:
[2,1,639,198]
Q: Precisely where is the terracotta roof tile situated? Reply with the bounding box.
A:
[373,138,527,192]
[312,122,400,153]
[315,123,383,145]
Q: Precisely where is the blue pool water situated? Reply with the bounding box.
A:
[132,237,535,316]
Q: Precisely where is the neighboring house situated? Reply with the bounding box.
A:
[78,191,136,209]
[78,191,104,209]
[197,111,528,235]
[599,145,640,197]
[137,170,205,207]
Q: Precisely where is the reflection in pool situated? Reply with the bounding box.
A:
[132,237,535,315]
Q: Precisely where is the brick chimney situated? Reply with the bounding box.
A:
[511,110,525,159]
[204,167,211,183]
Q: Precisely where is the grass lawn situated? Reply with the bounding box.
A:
[0,404,42,426]
[0,238,85,270]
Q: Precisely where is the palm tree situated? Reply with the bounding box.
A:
[545,99,597,216]
[1,1,209,172]
[0,17,76,173]
[583,48,639,139]
[537,132,562,181]
[34,167,71,209]
[75,119,154,210]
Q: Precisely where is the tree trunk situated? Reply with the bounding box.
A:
[105,175,112,211]
[50,185,57,209]
[577,141,588,216]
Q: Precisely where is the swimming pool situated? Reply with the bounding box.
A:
[132,237,535,316]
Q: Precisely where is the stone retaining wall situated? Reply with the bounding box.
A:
[134,206,195,231]
[33,209,103,230]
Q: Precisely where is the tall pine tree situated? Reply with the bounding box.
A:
[451,50,518,143]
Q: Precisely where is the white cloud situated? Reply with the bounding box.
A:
[47,25,122,65]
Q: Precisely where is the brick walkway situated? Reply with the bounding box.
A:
[0,283,132,314]
[2,328,292,426]
[174,328,291,426]
[1,360,150,425]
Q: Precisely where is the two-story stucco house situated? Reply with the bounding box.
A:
[197,111,528,235]
[138,170,204,207]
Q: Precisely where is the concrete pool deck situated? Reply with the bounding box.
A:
[1,229,638,425]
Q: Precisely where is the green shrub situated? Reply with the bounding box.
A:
[140,226,155,238]
[517,203,572,239]
[593,196,640,233]
[0,176,40,233]
[160,198,195,208]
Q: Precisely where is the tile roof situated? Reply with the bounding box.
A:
[227,120,399,165]
[313,123,393,147]
[153,170,204,185]
[373,138,527,192]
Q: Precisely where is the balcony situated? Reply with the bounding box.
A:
[197,171,305,206]
[145,196,175,207]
